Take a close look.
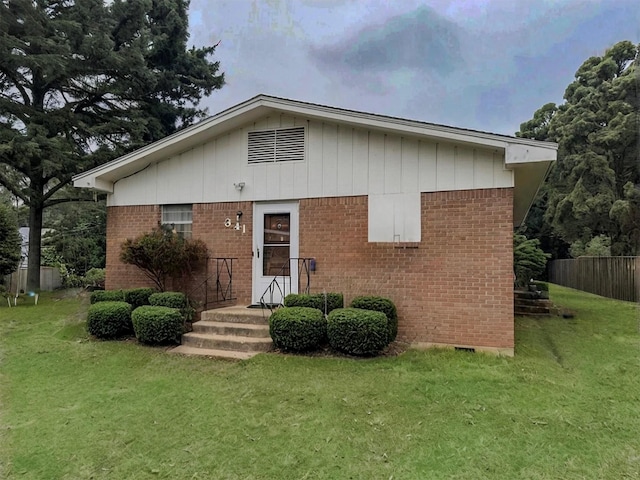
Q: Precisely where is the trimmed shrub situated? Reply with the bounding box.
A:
[269,307,326,352]
[284,293,344,314]
[124,287,156,309]
[149,292,187,309]
[350,296,398,342]
[327,308,390,356]
[90,290,125,304]
[87,301,132,339]
[132,306,184,345]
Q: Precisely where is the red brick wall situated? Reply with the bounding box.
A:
[299,189,514,350]
[105,205,160,289]
[106,202,254,304]
[106,188,514,351]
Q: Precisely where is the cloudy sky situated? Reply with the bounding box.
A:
[188,0,639,135]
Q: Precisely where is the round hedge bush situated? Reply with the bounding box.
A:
[132,306,184,345]
[124,287,156,309]
[90,289,125,304]
[350,296,398,342]
[284,293,344,314]
[269,306,326,352]
[327,308,390,356]
[87,301,132,339]
[149,292,187,309]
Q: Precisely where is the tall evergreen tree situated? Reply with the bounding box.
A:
[0,0,224,290]
[517,41,639,257]
[0,202,21,278]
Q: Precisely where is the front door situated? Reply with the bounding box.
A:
[252,202,299,304]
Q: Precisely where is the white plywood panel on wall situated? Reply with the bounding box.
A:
[250,163,268,199]
[436,143,456,190]
[368,131,385,194]
[352,129,369,195]
[201,139,217,200]
[279,114,296,127]
[337,126,353,196]
[278,161,295,198]
[418,140,437,192]
[322,123,338,197]
[156,148,203,204]
[454,145,475,190]
[493,152,513,187]
[110,163,158,206]
[368,193,420,242]
[384,135,402,194]
[307,120,323,197]
[473,148,496,187]
[401,138,419,193]
[266,163,280,200]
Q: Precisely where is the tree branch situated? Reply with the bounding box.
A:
[0,171,29,204]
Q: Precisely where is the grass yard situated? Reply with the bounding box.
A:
[0,285,639,479]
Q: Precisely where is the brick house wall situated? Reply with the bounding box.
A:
[105,187,514,353]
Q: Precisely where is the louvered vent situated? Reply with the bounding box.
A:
[248,127,305,163]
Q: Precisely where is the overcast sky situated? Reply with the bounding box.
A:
[188,0,639,136]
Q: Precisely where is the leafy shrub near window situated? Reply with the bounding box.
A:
[269,307,326,352]
[350,296,398,342]
[124,288,156,309]
[90,290,125,304]
[284,293,344,314]
[149,292,187,309]
[132,306,184,345]
[327,308,390,356]
[87,301,132,339]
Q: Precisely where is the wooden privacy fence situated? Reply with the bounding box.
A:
[548,257,640,302]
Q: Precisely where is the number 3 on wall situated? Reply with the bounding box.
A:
[224,218,232,228]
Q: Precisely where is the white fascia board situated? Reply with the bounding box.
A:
[505,142,558,165]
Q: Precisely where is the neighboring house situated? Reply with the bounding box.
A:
[73,95,557,355]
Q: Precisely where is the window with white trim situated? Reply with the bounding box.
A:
[248,126,305,164]
[161,204,192,239]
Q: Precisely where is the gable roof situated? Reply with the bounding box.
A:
[73,94,557,224]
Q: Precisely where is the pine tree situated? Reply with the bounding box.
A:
[517,41,639,256]
[0,0,224,290]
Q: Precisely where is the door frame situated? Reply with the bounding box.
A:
[252,201,299,304]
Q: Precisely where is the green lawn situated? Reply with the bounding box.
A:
[1,285,639,479]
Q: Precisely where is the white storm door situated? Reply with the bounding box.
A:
[252,202,299,304]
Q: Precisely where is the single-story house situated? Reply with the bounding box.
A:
[73,94,557,355]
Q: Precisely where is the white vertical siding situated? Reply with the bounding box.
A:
[401,138,419,193]
[109,115,513,206]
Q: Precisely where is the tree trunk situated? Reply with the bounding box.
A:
[26,202,43,292]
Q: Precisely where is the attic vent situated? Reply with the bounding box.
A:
[248,127,305,164]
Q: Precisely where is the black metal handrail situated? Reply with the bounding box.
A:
[188,257,237,310]
[259,258,312,311]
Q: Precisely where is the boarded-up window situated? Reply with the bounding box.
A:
[248,127,305,164]
[368,193,421,243]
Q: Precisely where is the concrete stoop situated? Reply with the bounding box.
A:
[170,305,273,360]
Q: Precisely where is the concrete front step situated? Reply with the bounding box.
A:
[192,320,270,338]
[169,345,258,360]
[201,305,270,325]
[181,332,273,352]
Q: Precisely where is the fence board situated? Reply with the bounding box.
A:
[549,257,639,302]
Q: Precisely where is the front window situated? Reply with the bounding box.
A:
[161,204,192,239]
